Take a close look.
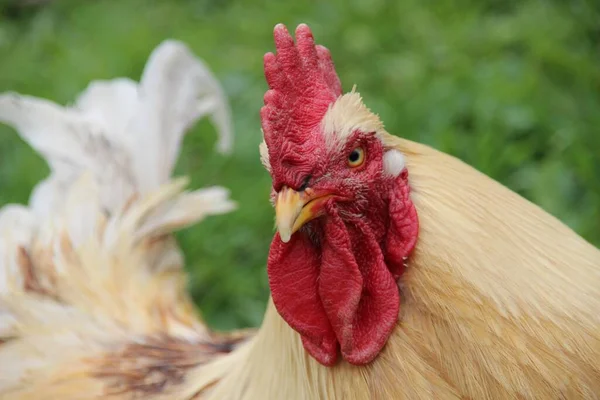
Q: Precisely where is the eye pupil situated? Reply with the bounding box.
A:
[347,147,365,167]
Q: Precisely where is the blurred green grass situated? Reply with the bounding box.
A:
[0,0,598,330]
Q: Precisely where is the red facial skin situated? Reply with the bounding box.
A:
[262,24,418,366]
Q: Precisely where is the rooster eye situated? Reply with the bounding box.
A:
[347,147,365,167]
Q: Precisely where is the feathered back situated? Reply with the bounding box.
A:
[0,41,237,399]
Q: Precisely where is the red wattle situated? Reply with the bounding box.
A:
[267,232,338,365]
[318,210,364,351]
[342,219,400,364]
[319,210,399,365]
[385,171,419,277]
[268,171,418,367]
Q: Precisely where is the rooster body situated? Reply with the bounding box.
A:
[203,134,600,400]
[1,26,599,400]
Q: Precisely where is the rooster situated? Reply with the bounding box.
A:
[1,24,600,400]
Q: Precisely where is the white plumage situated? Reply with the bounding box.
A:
[0,40,236,399]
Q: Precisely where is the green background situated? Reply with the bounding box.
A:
[0,0,598,330]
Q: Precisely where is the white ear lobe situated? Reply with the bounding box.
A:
[383,149,405,177]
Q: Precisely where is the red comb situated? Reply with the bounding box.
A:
[261,24,342,151]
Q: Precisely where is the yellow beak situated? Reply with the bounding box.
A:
[275,186,333,243]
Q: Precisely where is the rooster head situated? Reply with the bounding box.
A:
[260,23,419,366]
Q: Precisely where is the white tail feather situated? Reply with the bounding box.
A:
[0,39,233,217]
[0,40,236,397]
